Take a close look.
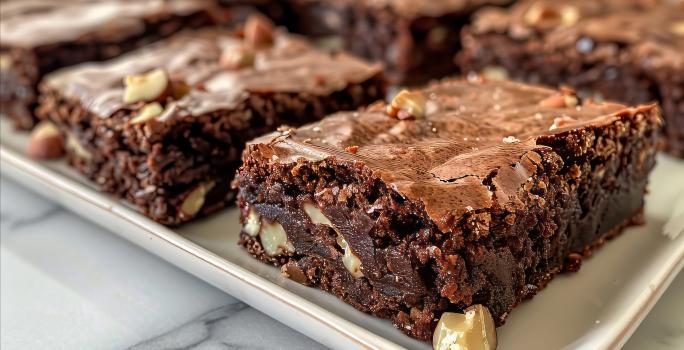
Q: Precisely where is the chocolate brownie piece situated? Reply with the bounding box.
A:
[36,19,385,225]
[221,0,513,84]
[457,0,684,156]
[234,78,662,340]
[0,0,227,130]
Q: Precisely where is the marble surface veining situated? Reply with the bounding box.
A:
[0,174,681,350]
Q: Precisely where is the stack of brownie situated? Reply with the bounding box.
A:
[2,0,676,347]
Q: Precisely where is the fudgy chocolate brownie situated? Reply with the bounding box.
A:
[221,0,513,84]
[234,78,662,340]
[36,18,384,225]
[0,0,227,129]
[457,0,684,156]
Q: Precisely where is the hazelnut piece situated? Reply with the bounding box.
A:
[65,133,92,160]
[260,219,295,256]
[337,234,363,278]
[303,202,363,278]
[220,46,256,70]
[433,305,497,350]
[672,21,684,36]
[179,182,215,219]
[524,3,579,28]
[539,88,580,108]
[129,102,163,124]
[549,116,578,130]
[281,261,309,285]
[0,54,11,70]
[243,207,261,236]
[481,66,509,81]
[171,80,191,100]
[244,14,275,48]
[387,89,427,120]
[26,121,64,160]
[123,68,169,104]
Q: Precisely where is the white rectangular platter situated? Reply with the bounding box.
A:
[1,116,683,350]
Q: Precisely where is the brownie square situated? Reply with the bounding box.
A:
[234,78,662,340]
[457,0,684,156]
[0,0,227,129]
[36,18,385,225]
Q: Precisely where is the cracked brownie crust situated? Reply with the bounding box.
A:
[36,26,384,225]
[234,79,662,340]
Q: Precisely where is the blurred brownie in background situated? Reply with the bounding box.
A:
[36,17,384,225]
[0,0,227,130]
[220,0,513,85]
[458,0,684,156]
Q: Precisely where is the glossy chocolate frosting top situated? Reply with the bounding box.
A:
[43,28,382,119]
[471,0,684,70]
[0,0,217,48]
[248,79,658,233]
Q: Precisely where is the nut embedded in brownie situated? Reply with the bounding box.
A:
[36,16,385,225]
[234,78,662,340]
[457,0,684,156]
[0,0,228,129]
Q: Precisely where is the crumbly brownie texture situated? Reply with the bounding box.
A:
[457,0,684,156]
[222,0,512,84]
[36,26,384,225]
[0,0,227,129]
[235,79,662,340]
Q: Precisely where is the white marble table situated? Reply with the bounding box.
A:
[1,174,682,350]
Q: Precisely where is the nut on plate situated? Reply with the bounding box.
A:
[123,68,169,104]
[387,89,427,120]
[26,121,65,160]
[433,304,497,350]
[244,14,275,48]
